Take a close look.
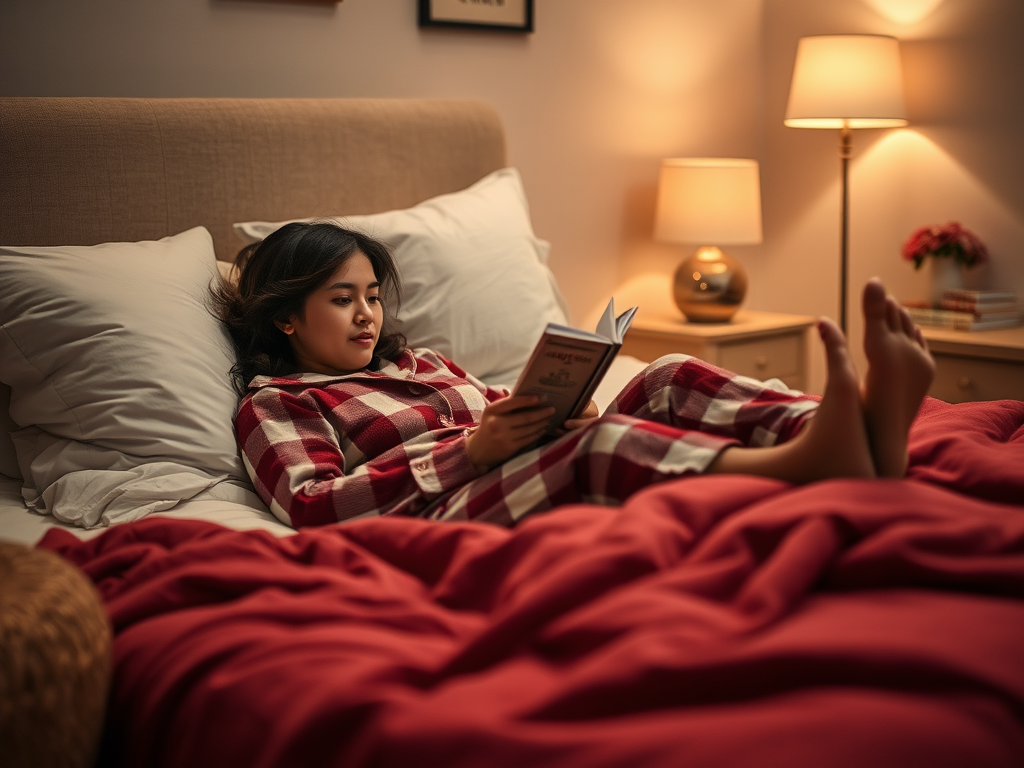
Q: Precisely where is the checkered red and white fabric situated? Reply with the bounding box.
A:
[236,349,819,528]
[237,349,504,527]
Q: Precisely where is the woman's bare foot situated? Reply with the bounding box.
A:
[861,279,936,478]
[708,317,875,483]
[783,317,877,481]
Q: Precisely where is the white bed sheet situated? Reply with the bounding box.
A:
[590,354,648,413]
[0,476,294,546]
[0,356,652,547]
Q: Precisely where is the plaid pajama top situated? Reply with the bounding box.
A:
[236,348,820,529]
[237,349,506,527]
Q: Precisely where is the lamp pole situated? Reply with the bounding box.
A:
[838,123,852,335]
[784,34,909,336]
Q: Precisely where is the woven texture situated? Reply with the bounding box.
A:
[0,97,506,261]
[0,543,112,768]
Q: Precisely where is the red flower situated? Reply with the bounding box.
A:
[901,222,988,270]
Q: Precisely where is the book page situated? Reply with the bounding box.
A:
[595,298,616,342]
[615,305,638,341]
[595,297,637,344]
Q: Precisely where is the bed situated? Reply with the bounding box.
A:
[1,97,1023,768]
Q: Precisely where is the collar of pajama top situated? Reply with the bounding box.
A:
[248,347,505,405]
[246,348,506,436]
[249,347,446,387]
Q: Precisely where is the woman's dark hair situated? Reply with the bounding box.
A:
[211,222,406,394]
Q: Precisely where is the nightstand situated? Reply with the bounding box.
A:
[919,325,1024,403]
[621,310,816,391]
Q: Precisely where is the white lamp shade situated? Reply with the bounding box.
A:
[784,34,908,129]
[654,158,763,245]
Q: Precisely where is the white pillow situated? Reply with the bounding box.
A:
[0,384,19,479]
[234,168,570,386]
[0,227,250,528]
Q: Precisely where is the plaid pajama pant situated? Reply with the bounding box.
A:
[429,354,819,527]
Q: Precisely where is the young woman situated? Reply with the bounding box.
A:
[214,222,935,528]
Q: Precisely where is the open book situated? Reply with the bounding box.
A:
[511,298,638,434]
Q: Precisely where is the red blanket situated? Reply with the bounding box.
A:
[43,398,1024,768]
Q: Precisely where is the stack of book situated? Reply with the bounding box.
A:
[903,289,1022,331]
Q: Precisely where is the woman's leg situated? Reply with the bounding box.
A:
[438,317,860,525]
[706,317,875,483]
[431,412,738,526]
[860,278,936,477]
[433,281,933,525]
[606,319,873,484]
[607,356,818,450]
[709,279,934,481]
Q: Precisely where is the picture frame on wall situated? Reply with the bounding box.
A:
[418,0,534,33]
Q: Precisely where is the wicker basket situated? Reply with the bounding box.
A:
[0,542,112,768]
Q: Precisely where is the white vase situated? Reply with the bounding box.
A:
[930,257,963,306]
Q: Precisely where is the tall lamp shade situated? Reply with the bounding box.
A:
[655,158,763,322]
[784,34,908,332]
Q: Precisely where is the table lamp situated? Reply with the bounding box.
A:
[784,34,908,333]
[654,158,763,322]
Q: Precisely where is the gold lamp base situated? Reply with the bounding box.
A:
[672,246,748,322]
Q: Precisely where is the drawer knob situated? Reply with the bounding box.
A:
[755,355,769,369]
[957,376,973,390]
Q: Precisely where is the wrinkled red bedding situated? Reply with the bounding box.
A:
[43,398,1024,768]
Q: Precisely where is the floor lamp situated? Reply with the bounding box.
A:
[784,34,908,334]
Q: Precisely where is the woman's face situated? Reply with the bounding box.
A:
[277,252,383,375]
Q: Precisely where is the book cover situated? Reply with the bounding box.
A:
[905,306,1023,332]
[942,289,1018,304]
[512,298,637,434]
[957,316,1024,331]
[908,307,1021,323]
[939,298,1019,315]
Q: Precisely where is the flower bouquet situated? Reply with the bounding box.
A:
[901,221,988,270]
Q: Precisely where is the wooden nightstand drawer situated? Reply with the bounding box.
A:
[930,354,1024,403]
[620,310,814,392]
[919,325,1024,403]
[718,334,801,381]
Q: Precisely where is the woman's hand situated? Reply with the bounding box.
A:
[562,400,599,432]
[465,396,556,473]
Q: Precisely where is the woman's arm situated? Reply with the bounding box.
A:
[464,395,556,473]
[562,400,599,431]
[235,388,481,527]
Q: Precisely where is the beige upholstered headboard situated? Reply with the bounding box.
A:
[0,98,507,261]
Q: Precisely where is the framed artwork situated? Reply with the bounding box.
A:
[418,0,534,33]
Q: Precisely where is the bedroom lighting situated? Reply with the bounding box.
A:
[861,0,945,25]
[654,158,763,322]
[785,34,908,333]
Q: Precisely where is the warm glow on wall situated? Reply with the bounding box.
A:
[857,128,1024,257]
[860,0,946,25]
[587,1,760,156]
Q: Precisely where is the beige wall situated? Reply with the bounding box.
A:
[758,0,1024,391]
[3,0,1021,393]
